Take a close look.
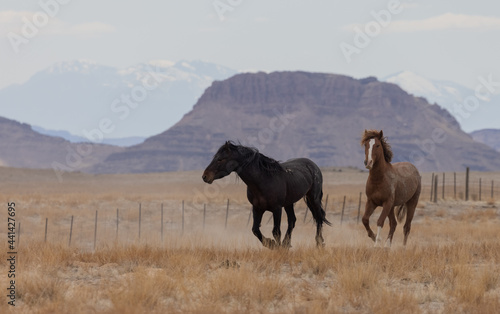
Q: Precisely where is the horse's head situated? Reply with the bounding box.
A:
[202,141,242,184]
[361,130,392,170]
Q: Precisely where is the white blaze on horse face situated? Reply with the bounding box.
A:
[366,139,375,169]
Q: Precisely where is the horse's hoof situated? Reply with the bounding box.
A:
[373,237,383,248]
[316,242,325,249]
[263,238,277,249]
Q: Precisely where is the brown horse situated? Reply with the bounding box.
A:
[360,130,421,247]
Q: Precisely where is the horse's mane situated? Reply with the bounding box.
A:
[224,141,285,174]
[360,130,393,163]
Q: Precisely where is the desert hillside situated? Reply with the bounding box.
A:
[470,129,500,152]
[0,117,122,172]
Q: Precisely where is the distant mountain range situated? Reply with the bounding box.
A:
[470,129,500,152]
[89,72,500,173]
[0,59,237,139]
[0,116,122,176]
[2,62,497,147]
[1,70,499,175]
[31,125,145,147]
[384,71,500,133]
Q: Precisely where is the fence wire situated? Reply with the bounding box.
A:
[9,170,499,250]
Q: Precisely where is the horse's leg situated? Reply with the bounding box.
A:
[282,204,296,248]
[403,187,420,245]
[272,207,282,247]
[315,223,325,248]
[403,206,416,246]
[385,207,397,248]
[252,207,276,249]
[375,200,394,247]
[362,200,377,242]
[305,195,326,248]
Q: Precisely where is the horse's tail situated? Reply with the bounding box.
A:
[320,204,332,227]
[396,204,407,223]
[305,195,331,227]
[323,216,332,227]
[318,200,332,227]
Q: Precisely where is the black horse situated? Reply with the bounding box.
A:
[202,141,331,249]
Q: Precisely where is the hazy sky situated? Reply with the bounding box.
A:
[2,0,500,89]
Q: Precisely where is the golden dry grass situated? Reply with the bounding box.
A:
[0,167,499,313]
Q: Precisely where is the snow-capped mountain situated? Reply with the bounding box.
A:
[0,60,237,139]
[384,71,500,132]
[31,125,145,147]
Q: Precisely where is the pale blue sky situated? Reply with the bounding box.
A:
[2,0,500,89]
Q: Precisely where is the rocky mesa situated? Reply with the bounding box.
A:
[90,71,500,173]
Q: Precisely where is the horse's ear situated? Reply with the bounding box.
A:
[379,130,384,139]
[361,130,368,146]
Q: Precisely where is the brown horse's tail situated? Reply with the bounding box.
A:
[396,205,407,223]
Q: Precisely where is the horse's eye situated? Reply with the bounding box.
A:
[376,144,380,148]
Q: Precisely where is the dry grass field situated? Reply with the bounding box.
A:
[0,167,499,313]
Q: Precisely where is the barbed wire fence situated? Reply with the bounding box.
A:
[11,168,499,250]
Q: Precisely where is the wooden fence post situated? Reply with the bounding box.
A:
[433,175,438,203]
[465,167,470,201]
[68,215,74,247]
[357,192,362,224]
[442,173,445,199]
[324,194,329,211]
[44,218,48,242]
[430,173,435,202]
[340,196,346,225]
[247,210,252,227]
[161,203,164,243]
[267,212,273,225]
[454,172,457,199]
[479,178,482,201]
[492,180,494,199]
[94,210,98,251]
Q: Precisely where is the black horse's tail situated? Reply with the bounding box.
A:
[322,192,332,227]
[322,214,332,227]
[302,158,331,227]
[305,194,332,227]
